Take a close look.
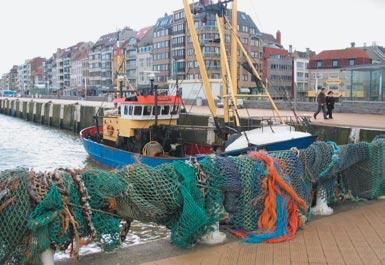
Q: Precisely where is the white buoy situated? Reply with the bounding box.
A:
[311,188,333,216]
[200,222,226,245]
[41,248,55,265]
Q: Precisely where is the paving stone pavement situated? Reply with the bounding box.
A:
[142,200,385,265]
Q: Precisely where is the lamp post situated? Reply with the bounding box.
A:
[149,73,158,127]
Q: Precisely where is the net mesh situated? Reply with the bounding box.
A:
[0,138,384,264]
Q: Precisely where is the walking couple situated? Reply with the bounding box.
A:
[314,87,335,120]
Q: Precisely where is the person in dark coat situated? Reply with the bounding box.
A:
[326,91,335,119]
[313,87,328,120]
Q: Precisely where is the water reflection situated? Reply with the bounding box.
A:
[0,114,87,171]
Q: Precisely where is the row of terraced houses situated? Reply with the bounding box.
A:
[1,0,385,101]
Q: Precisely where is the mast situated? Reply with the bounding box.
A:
[230,0,238,105]
[183,0,217,118]
[218,16,230,124]
[226,20,284,122]
[217,14,240,126]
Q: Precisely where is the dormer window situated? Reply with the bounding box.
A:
[349,59,355,66]
[332,60,338,68]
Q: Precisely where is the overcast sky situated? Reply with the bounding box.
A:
[0,0,384,73]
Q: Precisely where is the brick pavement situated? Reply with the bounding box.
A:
[187,106,385,130]
[142,200,385,265]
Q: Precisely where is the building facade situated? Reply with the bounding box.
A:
[343,63,385,101]
[291,49,314,100]
[262,47,292,99]
[153,14,173,86]
[70,43,92,96]
[308,47,372,98]
[17,61,32,94]
[30,57,46,94]
[89,27,136,95]
[137,27,154,88]
[153,2,263,91]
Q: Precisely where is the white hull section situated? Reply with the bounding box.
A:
[225,124,312,152]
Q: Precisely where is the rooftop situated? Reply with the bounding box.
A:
[311,48,371,61]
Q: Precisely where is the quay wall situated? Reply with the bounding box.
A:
[0,98,384,144]
[0,98,101,132]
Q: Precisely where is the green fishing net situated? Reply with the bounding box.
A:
[1,138,384,265]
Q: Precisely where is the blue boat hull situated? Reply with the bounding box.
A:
[80,127,316,168]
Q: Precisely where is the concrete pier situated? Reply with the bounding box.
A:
[0,97,106,132]
[1,97,384,143]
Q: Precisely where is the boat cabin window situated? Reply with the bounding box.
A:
[134,106,142,115]
[171,105,179,115]
[129,106,133,115]
[143,106,152,116]
[161,105,170,115]
[153,106,161,116]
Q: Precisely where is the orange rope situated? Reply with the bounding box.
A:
[248,152,308,232]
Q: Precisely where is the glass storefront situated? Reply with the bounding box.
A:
[344,64,385,101]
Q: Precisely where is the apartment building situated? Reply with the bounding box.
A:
[17,61,31,94]
[291,49,315,99]
[89,27,136,95]
[70,43,92,96]
[152,14,173,86]
[30,57,46,93]
[153,2,262,91]
[137,27,154,88]
[308,47,372,98]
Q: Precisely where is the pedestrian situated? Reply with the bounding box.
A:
[313,87,328,120]
[326,91,335,119]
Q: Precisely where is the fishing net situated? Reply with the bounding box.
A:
[0,138,384,265]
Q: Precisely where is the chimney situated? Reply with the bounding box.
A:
[276,30,281,45]
[289,45,293,54]
[351,42,356,48]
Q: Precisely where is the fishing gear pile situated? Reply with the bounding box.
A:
[0,137,384,265]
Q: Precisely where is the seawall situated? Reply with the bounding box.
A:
[0,97,384,144]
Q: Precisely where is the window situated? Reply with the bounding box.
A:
[134,106,142,115]
[152,106,161,115]
[316,61,322,68]
[143,106,152,116]
[161,105,170,115]
[332,60,338,68]
[128,106,133,115]
[349,59,355,66]
[124,105,128,115]
[171,105,179,115]
[296,62,305,69]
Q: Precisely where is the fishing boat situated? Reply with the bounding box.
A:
[80,0,316,168]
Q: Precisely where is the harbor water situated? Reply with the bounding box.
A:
[0,114,169,259]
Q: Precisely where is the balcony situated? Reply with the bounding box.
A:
[203,52,220,58]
